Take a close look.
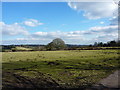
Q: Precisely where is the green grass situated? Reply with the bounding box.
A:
[2,50,119,88]
[11,46,32,51]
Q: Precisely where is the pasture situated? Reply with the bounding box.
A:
[2,50,119,88]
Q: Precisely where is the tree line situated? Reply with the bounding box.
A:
[91,40,120,47]
[1,38,120,52]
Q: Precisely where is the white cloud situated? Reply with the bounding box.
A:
[92,33,118,42]
[68,2,117,19]
[1,19,44,37]
[67,25,118,35]
[23,19,44,27]
[1,21,118,45]
[0,22,5,26]
[89,25,118,32]
[31,31,83,39]
[109,16,118,25]
[1,22,29,36]
[34,32,48,36]
[100,22,104,24]
[13,25,118,45]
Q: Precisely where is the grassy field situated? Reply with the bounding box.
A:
[2,50,119,88]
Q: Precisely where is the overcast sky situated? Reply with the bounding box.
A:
[1,2,118,45]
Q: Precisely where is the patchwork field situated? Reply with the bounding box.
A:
[2,50,119,89]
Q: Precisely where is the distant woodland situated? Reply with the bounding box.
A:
[1,38,120,52]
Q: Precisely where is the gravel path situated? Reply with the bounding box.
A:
[94,70,120,89]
